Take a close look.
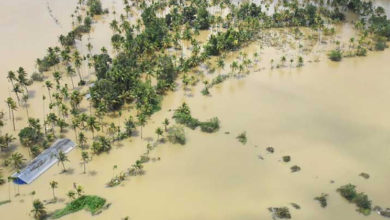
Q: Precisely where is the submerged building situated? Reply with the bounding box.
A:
[12,138,76,184]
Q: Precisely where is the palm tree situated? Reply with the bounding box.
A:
[73,51,83,83]
[67,190,76,200]
[49,181,58,199]
[87,116,100,139]
[217,57,225,75]
[10,152,25,170]
[163,118,169,131]
[137,113,147,139]
[78,132,87,149]
[45,81,53,103]
[0,133,15,152]
[155,127,163,142]
[6,97,17,131]
[66,65,76,89]
[76,185,84,197]
[17,67,30,95]
[81,151,89,174]
[56,150,69,172]
[7,71,20,104]
[31,199,46,220]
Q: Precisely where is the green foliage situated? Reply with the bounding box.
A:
[31,72,44,82]
[236,132,247,144]
[91,136,111,154]
[196,7,210,30]
[337,184,357,201]
[200,117,220,133]
[173,103,200,129]
[36,47,60,72]
[87,0,104,16]
[337,184,372,215]
[204,28,251,56]
[329,50,342,61]
[167,125,186,145]
[314,193,328,208]
[51,195,106,219]
[375,38,387,51]
[353,193,372,214]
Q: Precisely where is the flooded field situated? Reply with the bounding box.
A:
[0,0,390,220]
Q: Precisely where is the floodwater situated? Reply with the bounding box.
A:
[1,0,390,220]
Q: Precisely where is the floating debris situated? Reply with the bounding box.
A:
[290,165,301,173]
[374,206,390,218]
[268,207,291,219]
[359,172,370,179]
[282,156,291,162]
[290,202,301,209]
[266,147,274,153]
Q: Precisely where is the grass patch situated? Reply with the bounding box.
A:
[51,195,106,219]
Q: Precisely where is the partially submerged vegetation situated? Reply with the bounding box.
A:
[337,184,372,215]
[236,132,247,145]
[314,193,329,208]
[173,103,220,133]
[51,195,106,219]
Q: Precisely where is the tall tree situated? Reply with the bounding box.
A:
[6,97,17,131]
[31,199,47,220]
[49,181,58,199]
[56,150,69,172]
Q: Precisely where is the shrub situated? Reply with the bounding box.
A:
[356,46,367,56]
[353,193,372,214]
[314,193,328,208]
[236,132,247,144]
[337,184,357,201]
[87,0,103,16]
[173,103,200,129]
[31,72,44,82]
[200,117,220,133]
[51,195,106,219]
[375,39,387,51]
[167,125,186,145]
[329,50,342,61]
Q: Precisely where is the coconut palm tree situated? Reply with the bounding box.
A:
[56,150,69,172]
[0,133,15,152]
[81,151,89,174]
[87,116,100,139]
[137,113,147,139]
[73,51,84,84]
[76,185,84,197]
[9,152,25,169]
[49,180,58,199]
[45,81,53,103]
[163,118,169,131]
[5,97,17,131]
[67,190,76,200]
[66,65,76,89]
[31,199,46,220]
[155,127,163,142]
[78,132,87,149]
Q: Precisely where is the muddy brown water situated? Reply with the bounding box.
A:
[0,0,390,219]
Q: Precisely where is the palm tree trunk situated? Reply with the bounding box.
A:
[11,110,15,131]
